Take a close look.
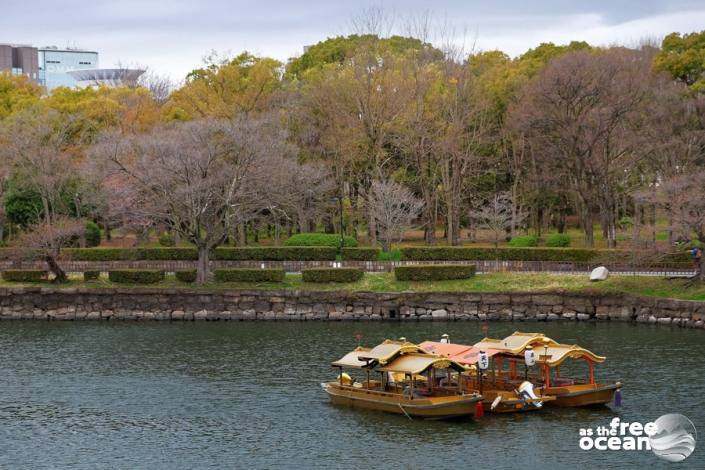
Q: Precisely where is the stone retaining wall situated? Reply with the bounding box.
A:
[0,287,703,328]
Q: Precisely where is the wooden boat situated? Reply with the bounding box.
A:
[474,332,622,407]
[420,341,555,413]
[323,341,483,419]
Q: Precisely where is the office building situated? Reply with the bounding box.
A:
[38,46,99,90]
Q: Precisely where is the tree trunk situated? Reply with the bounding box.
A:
[196,246,210,284]
[46,255,67,283]
[368,192,377,247]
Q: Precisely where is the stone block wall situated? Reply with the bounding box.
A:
[0,287,702,328]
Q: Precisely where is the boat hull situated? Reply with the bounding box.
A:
[543,383,621,407]
[321,382,482,419]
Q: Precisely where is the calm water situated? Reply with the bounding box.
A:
[0,321,703,469]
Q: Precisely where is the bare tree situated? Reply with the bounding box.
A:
[0,108,78,224]
[470,191,524,248]
[366,179,423,251]
[511,49,651,248]
[14,216,85,282]
[138,69,176,104]
[639,172,705,280]
[93,117,276,283]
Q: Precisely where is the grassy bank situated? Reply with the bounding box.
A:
[2,272,705,301]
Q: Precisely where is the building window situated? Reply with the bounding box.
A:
[79,61,92,65]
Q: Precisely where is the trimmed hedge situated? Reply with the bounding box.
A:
[509,235,538,247]
[400,247,691,264]
[66,247,198,261]
[302,268,364,283]
[341,247,380,261]
[108,269,165,284]
[284,233,358,248]
[175,269,197,283]
[213,268,285,282]
[85,222,101,247]
[1,269,48,282]
[214,247,336,261]
[63,247,337,261]
[394,264,476,281]
[83,271,100,281]
[545,233,571,247]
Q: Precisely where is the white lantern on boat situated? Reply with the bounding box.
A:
[477,350,489,370]
[524,346,536,367]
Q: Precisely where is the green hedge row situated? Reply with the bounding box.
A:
[83,271,100,281]
[175,269,197,283]
[400,247,690,264]
[108,270,165,284]
[341,247,380,261]
[1,270,48,282]
[62,247,337,261]
[394,264,476,281]
[284,233,358,248]
[213,268,285,282]
[301,268,364,283]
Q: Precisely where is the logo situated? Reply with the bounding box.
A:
[649,414,697,462]
[579,414,697,462]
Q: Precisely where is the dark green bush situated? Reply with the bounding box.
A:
[341,247,380,261]
[64,247,337,261]
[301,268,364,283]
[158,232,176,247]
[65,247,198,261]
[108,270,165,284]
[1,269,48,282]
[214,247,337,261]
[213,268,285,282]
[545,233,571,247]
[83,271,100,281]
[284,233,358,248]
[85,222,101,247]
[509,235,538,247]
[174,269,197,283]
[394,264,476,281]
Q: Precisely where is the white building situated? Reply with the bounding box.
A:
[38,46,99,90]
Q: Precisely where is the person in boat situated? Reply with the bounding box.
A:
[440,334,450,344]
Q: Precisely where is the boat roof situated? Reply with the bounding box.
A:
[331,346,373,369]
[474,331,557,354]
[356,340,425,365]
[419,341,501,365]
[377,353,467,374]
[538,343,606,367]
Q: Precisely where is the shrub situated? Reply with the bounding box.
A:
[545,233,571,247]
[65,247,198,261]
[509,235,539,247]
[284,233,358,248]
[83,271,100,281]
[213,268,285,282]
[174,269,197,283]
[378,249,402,262]
[1,269,48,282]
[108,270,165,284]
[394,264,476,281]
[341,247,380,261]
[214,247,337,261]
[301,268,364,283]
[85,222,101,247]
[158,232,176,247]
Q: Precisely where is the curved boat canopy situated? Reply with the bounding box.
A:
[356,340,425,365]
[474,331,556,354]
[377,353,467,375]
[419,341,500,365]
[537,343,606,367]
[331,346,373,369]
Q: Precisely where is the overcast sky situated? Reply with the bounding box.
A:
[2,0,704,82]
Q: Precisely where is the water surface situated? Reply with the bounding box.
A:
[0,321,702,469]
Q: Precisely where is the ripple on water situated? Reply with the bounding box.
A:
[0,321,703,469]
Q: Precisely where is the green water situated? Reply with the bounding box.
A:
[0,321,702,469]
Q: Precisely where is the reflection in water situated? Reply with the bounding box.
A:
[0,321,703,469]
